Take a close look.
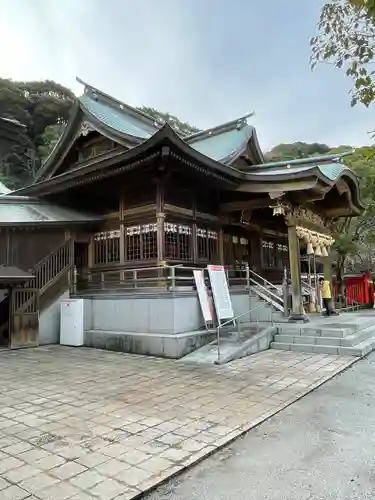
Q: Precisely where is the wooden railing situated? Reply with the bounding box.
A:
[76,265,256,293]
[25,238,74,295]
[10,238,74,316]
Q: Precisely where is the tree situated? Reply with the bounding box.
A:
[311,0,375,107]
[311,2,375,290]
[0,78,74,188]
[266,142,330,161]
[37,123,65,164]
[327,147,375,298]
[137,106,200,136]
[265,142,375,290]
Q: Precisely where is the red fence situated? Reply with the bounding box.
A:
[333,273,374,306]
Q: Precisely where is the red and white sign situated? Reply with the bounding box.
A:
[193,270,213,323]
[207,265,234,320]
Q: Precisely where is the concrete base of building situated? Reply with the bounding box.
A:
[84,328,217,359]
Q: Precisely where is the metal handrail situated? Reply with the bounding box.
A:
[249,278,284,314]
[216,302,266,363]
[249,278,283,301]
[301,279,315,292]
[250,269,280,292]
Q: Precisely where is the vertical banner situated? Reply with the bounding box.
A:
[207,265,234,321]
[193,270,213,324]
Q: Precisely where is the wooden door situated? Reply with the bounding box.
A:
[10,288,39,348]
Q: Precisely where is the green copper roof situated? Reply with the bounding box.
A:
[79,94,157,139]
[248,162,349,181]
[80,93,258,164]
[318,163,346,181]
[187,125,254,164]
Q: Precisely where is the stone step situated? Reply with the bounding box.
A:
[274,324,375,348]
[276,318,375,339]
[276,325,353,338]
[271,333,375,357]
[341,325,375,347]
[274,334,342,347]
[271,342,341,355]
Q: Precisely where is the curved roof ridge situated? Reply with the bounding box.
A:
[185,112,255,142]
[250,151,354,169]
[76,77,161,130]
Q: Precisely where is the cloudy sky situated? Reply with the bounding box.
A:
[1,0,374,150]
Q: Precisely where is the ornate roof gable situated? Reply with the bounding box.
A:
[35,78,264,182]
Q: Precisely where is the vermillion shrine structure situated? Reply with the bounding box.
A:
[0,79,365,356]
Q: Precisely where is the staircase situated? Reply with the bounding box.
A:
[26,238,74,297]
[1,239,74,348]
[248,269,288,323]
[271,311,375,356]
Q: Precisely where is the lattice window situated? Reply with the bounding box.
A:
[164,223,192,260]
[94,230,120,265]
[125,223,157,261]
[197,228,218,262]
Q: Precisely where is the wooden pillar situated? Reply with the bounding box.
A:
[323,252,333,302]
[119,194,125,282]
[156,180,165,264]
[285,213,308,322]
[192,193,198,263]
[218,228,224,265]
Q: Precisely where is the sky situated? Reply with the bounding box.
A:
[1,0,374,150]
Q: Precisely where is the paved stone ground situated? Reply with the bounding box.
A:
[145,351,375,500]
[0,346,356,500]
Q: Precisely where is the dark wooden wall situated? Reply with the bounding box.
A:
[0,228,65,271]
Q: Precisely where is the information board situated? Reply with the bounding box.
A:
[207,265,234,320]
[193,270,213,324]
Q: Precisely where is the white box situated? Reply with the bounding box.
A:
[60,299,84,346]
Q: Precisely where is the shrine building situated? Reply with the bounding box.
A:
[0,79,364,356]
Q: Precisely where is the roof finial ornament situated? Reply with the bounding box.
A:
[236,111,255,130]
[236,119,245,130]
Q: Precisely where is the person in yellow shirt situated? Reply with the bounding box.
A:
[319,277,332,316]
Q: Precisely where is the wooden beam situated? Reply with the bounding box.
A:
[219,199,270,212]
[236,179,317,193]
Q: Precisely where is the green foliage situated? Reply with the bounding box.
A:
[265,142,375,274]
[0,78,74,188]
[311,0,375,107]
[137,106,200,136]
[266,142,330,161]
[331,146,375,273]
[37,123,65,164]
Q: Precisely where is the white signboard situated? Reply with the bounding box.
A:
[193,270,213,324]
[207,265,234,320]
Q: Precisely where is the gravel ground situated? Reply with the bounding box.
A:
[145,352,375,500]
